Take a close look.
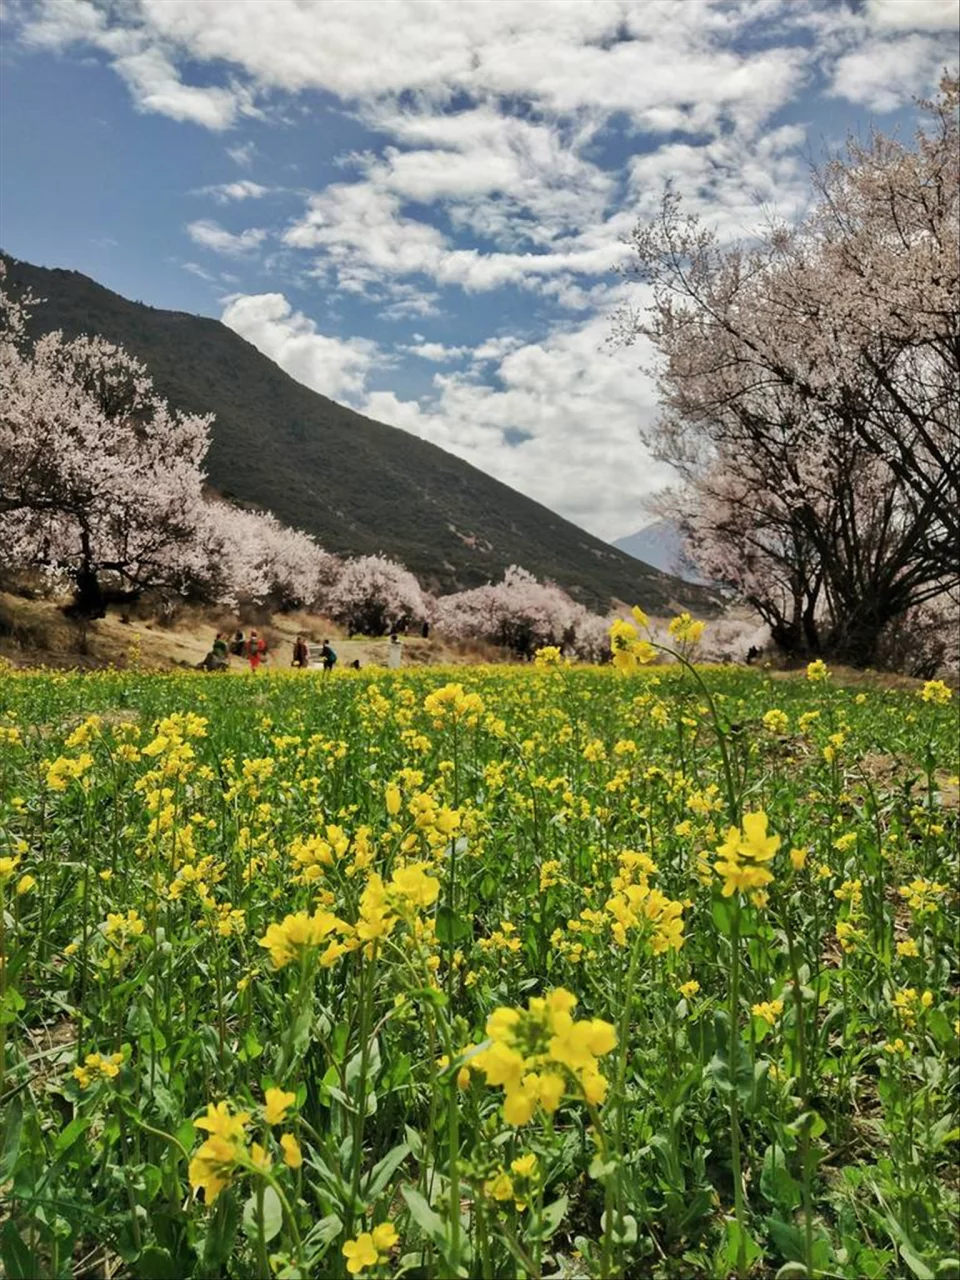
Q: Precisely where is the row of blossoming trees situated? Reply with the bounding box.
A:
[616,75,959,671]
[0,270,612,659]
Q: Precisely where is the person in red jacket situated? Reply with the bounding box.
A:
[246,629,267,671]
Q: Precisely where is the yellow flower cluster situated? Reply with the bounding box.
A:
[609,615,657,673]
[667,612,705,649]
[46,752,94,792]
[423,682,485,727]
[258,908,353,970]
[605,876,685,953]
[762,709,789,735]
[469,988,616,1125]
[751,999,784,1026]
[483,1152,540,1211]
[73,1051,124,1089]
[342,1223,398,1276]
[713,811,780,899]
[892,987,933,1028]
[188,1089,301,1204]
[899,878,948,918]
[920,679,953,705]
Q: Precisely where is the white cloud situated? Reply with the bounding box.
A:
[186,218,267,256]
[181,260,216,281]
[831,32,949,110]
[402,341,470,363]
[16,0,815,145]
[866,0,960,30]
[221,292,379,400]
[626,123,812,239]
[227,141,256,167]
[20,3,245,129]
[198,179,270,202]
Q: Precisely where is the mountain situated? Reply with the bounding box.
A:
[2,253,716,613]
[614,519,708,584]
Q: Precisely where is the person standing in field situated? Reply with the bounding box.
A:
[320,639,337,671]
[387,633,402,669]
[246,629,267,671]
[292,633,308,668]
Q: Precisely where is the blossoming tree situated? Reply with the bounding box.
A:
[0,267,212,616]
[324,554,427,635]
[617,76,959,666]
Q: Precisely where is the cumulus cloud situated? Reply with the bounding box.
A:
[221,292,379,401]
[831,33,950,111]
[186,219,267,256]
[402,341,470,363]
[866,0,960,30]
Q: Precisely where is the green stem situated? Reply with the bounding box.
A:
[0,879,6,1094]
[729,903,747,1278]
[346,944,376,1241]
[447,1077,461,1272]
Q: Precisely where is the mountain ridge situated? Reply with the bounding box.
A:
[2,252,716,614]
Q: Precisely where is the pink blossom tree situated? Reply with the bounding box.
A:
[616,76,959,666]
[324,554,427,635]
[0,266,212,616]
[195,503,340,610]
[434,565,610,660]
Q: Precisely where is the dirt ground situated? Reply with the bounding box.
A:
[0,592,504,672]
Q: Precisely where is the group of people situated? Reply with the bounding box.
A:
[199,629,341,672]
[199,628,267,671]
[292,635,339,670]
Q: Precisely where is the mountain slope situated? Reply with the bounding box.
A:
[2,253,715,612]
[614,520,708,584]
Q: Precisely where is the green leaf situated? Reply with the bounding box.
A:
[534,1195,568,1242]
[900,1243,935,1280]
[240,1028,263,1061]
[401,1185,447,1246]
[54,1116,92,1157]
[0,1221,36,1280]
[243,1185,283,1244]
[436,905,471,944]
[705,1050,753,1101]
[0,1093,23,1182]
[363,1141,410,1201]
[720,1220,763,1271]
[306,1212,343,1249]
[787,1110,826,1140]
[760,1145,802,1212]
[766,1216,806,1263]
[135,1246,179,1280]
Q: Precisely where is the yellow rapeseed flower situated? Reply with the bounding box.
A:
[263,1087,296,1126]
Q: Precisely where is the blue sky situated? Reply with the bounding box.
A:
[1,0,957,542]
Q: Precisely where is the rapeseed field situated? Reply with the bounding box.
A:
[1,635,957,1279]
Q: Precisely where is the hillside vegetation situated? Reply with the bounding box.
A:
[1,253,714,615]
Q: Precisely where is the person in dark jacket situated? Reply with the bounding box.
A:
[320,640,337,671]
[292,634,309,668]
